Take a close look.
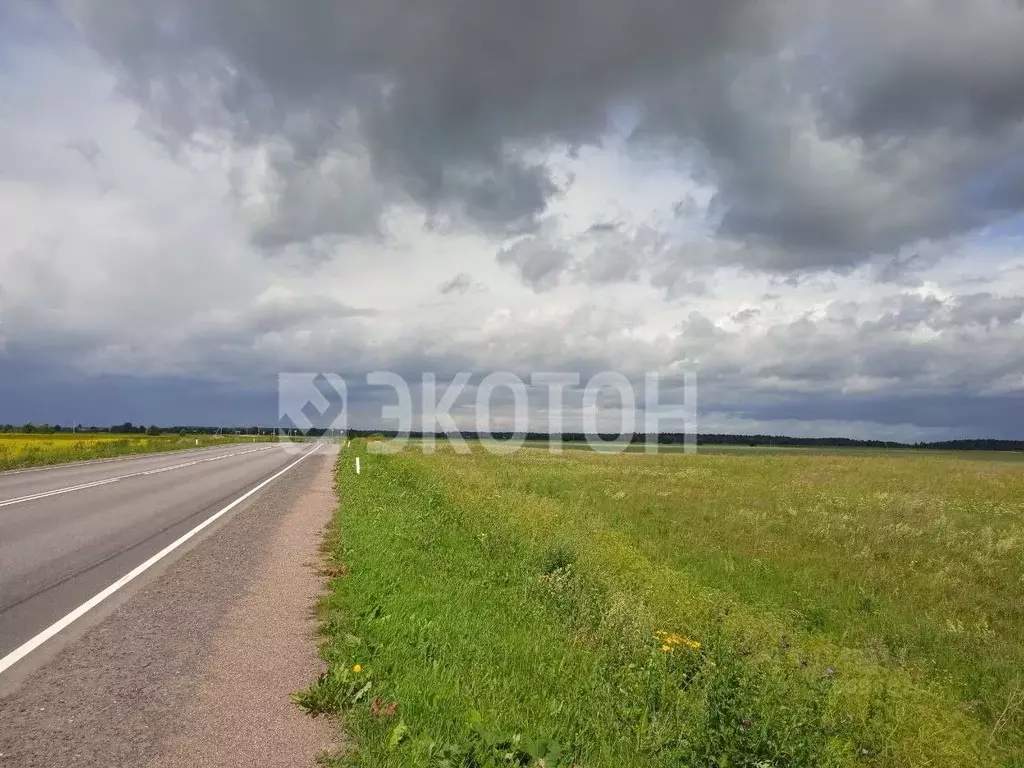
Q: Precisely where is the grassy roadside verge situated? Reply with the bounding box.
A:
[0,433,278,472]
[301,442,1020,766]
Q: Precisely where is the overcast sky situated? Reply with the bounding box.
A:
[2,0,1024,439]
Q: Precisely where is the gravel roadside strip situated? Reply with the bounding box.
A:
[147,446,340,767]
[0,447,339,767]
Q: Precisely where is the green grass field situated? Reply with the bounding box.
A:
[0,432,276,472]
[303,442,1024,766]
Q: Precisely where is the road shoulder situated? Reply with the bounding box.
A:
[147,447,339,768]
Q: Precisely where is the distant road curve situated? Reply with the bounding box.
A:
[0,441,321,677]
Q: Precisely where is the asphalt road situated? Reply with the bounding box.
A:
[0,441,319,675]
[0,441,337,766]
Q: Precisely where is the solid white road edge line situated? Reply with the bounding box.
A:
[0,442,322,676]
[0,446,276,508]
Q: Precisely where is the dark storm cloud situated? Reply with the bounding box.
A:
[830,1,1024,139]
[62,0,768,244]
[0,370,277,428]
[721,392,1024,439]
[734,0,1024,265]
[65,0,1024,267]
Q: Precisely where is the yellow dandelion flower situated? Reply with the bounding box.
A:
[660,644,674,653]
[352,664,362,673]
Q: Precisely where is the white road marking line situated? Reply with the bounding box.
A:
[0,442,321,676]
[0,477,123,507]
[0,443,274,478]
[0,446,275,508]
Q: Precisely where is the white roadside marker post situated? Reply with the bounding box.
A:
[356,456,361,474]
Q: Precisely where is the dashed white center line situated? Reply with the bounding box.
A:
[0,443,321,676]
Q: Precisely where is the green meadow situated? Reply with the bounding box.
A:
[302,441,1024,767]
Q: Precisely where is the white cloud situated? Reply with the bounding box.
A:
[3,3,1024,440]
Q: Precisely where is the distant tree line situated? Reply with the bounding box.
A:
[3,424,1022,451]
[339,429,1024,452]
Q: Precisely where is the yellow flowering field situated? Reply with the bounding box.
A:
[0,432,271,471]
[304,441,1024,767]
